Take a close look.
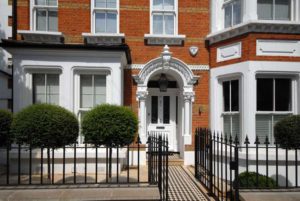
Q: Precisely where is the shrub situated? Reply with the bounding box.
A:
[11,104,79,148]
[0,109,13,147]
[81,104,138,146]
[274,115,300,149]
[238,172,277,188]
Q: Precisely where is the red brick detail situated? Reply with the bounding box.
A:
[210,33,300,68]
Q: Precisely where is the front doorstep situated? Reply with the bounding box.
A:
[0,185,160,201]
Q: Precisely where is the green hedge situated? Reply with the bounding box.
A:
[0,109,13,147]
[82,104,138,146]
[11,104,79,148]
[274,115,300,149]
[238,172,277,188]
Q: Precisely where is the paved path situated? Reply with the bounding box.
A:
[168,166,208,201]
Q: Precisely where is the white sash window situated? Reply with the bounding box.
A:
[32,73,59,105]
[258,0,291,21]
[33,0,58,31]
[151,0,177,35]
[256,77,293,144]
[222,80,240,140]
[224,0,242,28]
[93,0,119,33]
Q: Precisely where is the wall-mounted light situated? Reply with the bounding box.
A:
[158,73,168,92]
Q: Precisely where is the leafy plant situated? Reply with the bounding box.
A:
[0,109,13,147]
[238,172,277,188]
[274,115,300,149]
[82,104,138,147]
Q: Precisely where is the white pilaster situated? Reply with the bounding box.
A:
[183,91,194,145]
[137,90,148,144]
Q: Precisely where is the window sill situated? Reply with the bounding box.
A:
[18,30,64,44]
[82,33,125,45]
[144,34,186,45]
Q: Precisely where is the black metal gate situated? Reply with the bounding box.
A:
[147,133,169,201]
[195,128,239,201]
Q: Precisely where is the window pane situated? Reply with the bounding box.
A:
[232,1,241,25]
[275,0,290,20]
[224,4,232,28]
[106,13,117,33]
[95,0,106,8]
[153,15,163,34]
[33,74,46,103]
[163,96,170,124]
[256,114,272,144]
[258,0,273,20]
[48,11,58,31]
[94,75,106,94]
[47,94,59,105]
[223,81,230,112]
[35,0,46,5]
[47,0,57,6]
[47,74,59,94]
[164,0,175,10]
[151,96,158,124]
[36,9,47,31]
[232,114,240,139]
[95,12,106,33]
[223,115,231,137]
[95,95,106,105]
[231,80,239,111]
[153,0,163,10]
[164,15,174,35]
[107,0,117,8]
[275,78,291,111]
[80,75,93,108]
[257,78,273,111]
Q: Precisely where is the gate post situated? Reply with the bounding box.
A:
[158,135,162,195]
[234,137,239,201]
[148,135,153,184]
[195,129,198,179]
[208,130,214,196]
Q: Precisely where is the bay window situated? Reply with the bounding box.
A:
[224,0,242,28]
[33,73,59,105]
[93,0,118,33]
[256,77,293,144]
[33,0,58,31]
[258,0,291,21]
[151,0,177,35]
[222,80,240,140]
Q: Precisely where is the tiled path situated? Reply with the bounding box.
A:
[168,166,208,201]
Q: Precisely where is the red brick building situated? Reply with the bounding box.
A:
[1,0,300,165]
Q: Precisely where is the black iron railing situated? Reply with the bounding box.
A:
[0,138,144,186]
[195,128,300,201]
[147,132,169,201]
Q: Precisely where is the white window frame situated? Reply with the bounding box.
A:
[223,0,242,28]
[255,74,296,144]
[257,0,294,21]
[30,0,59,32]
[32,73,60,105]
[150,0,178,36]
[91,0,120,34]
[74,69,111,144]
[221,78,241,141]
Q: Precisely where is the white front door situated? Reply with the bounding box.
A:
[147,90,178,151]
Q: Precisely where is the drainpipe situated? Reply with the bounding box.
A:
[12,0,17,40]
[11,0,17,112]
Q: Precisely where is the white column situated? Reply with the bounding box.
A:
[137,91,148,144]
[183,92,194,145]
[243,0,258,22]
[210,0,218,33]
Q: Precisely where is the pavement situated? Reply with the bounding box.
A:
[0,185,160,201]
[240,191,300,201]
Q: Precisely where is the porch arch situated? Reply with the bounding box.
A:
[133,46,199,147]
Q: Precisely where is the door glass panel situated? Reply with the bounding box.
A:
[163,96,170,124]
[151,96,158,124]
